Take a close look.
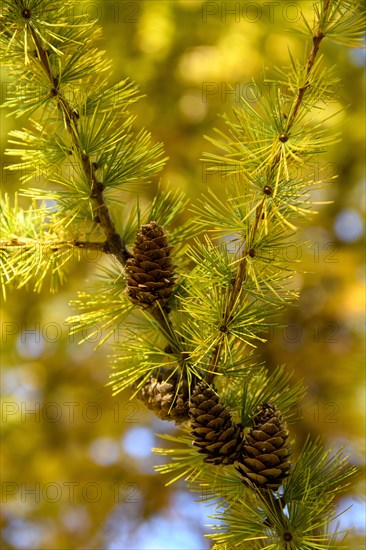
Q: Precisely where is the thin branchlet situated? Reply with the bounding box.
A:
[206,0,332,384]
[269,0,331,176]
[287,2,330,129]
[0,238,110,253]
[25,23,132,267]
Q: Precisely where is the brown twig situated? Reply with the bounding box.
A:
[24,12,187,363]
[0,238,110,253]
[268,3,329,178]
[205,0,331,384]
[205,199,264,384]
[287,33,326,129]
[27,23,131,267]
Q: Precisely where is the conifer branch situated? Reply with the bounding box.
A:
[1,0,363,546]
[0,237,109,253]
[206,0,333,385]
[205,169,275,384]
[25,21,132,267]
[287,0,330,129]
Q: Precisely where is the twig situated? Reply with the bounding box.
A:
[26,11,185,362]
[206,0,331,384]
[27,23,131,267]
[287,26,327,128]
[205,199,264,384]
[0,238,110,253]
[269,2,329,176]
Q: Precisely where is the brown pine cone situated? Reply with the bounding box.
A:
[125,221,175,311]
[190,381,243,465]
[134,368,190,424]
[236,403,291,491]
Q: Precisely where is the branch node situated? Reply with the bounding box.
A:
[21,8,31,19]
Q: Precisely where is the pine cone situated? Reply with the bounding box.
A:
[236,403,291,491]
[190,381,243,465]
[125,221,175,311]
[135,368,190,424]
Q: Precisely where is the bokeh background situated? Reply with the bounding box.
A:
[1,1,365,548]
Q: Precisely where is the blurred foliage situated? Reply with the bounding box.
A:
[1,1,364,549]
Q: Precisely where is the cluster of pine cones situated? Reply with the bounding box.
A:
[126,221,291,492]
[134,371,291,491]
